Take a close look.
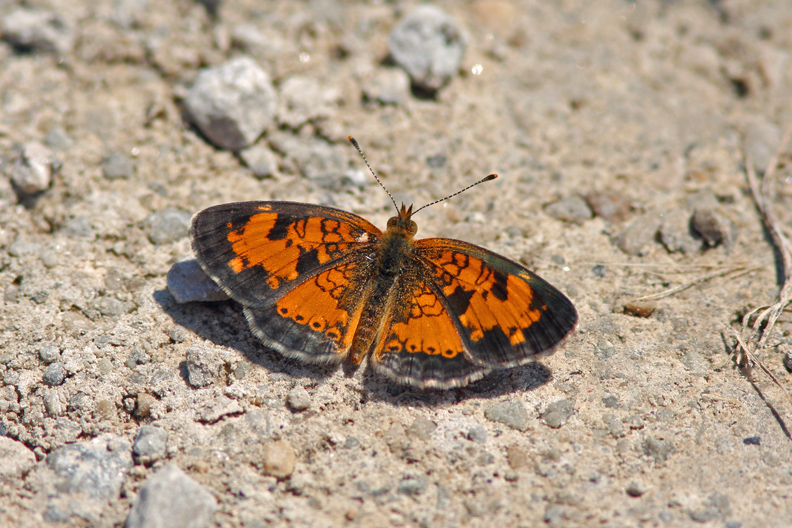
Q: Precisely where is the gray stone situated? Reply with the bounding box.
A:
[269,133,347,180]
[397,474,428,496]
[185,346,223,388]
[362,68,411,105]
[167,259,230,303]
[614,210,663,256]
[125,465,217,528]
[8,239,40,257]
[660,208,701,254]
[184,57,277,150]
[586,190,630,223]
[39,343,60,364]
[278,76,339,128]
[625,480,648,497]
[1,8,75,54]
[197,396,243,423]
[238,145,277,179]
[125,347,151,369]
[0,436,36,482]
[388,5,467,92]
[11,142,55,195]
[94,296,135,317]
[43,361,66,386]
[642,436,674,463]
[44,128,74,151]
[133,426,168,465]
[744,119,781,173]
[545,195,593,224]
[287,385,311,412]
[406,416,436,441]
[61,216,96,239]
[467,424,487,444]
[144,208,191,245]
[484,400,530,431]
[47,435,132,501]
[541,399,575,429]
[691,207,733,249]
[101,154,134,180]
[602,413,626,438]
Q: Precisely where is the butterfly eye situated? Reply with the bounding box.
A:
[410,220,418,235]
[387,217,397,229]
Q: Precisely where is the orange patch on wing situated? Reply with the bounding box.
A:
[226,211,359,285]
[274,263,362,350]
[377,284,465,358]
[432,251,543,345]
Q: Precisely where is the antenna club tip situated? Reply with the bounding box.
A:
[485,173,498,181]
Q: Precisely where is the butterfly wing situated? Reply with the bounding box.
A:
[369,267,490,389]
[190,201,381,362]
[413,238,578,368]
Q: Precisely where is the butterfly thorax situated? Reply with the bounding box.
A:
[376,204,417,276]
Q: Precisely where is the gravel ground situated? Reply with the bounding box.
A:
[1,1,792,527]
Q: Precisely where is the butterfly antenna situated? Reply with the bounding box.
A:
[348,136,399,214]
[412,173,498,215]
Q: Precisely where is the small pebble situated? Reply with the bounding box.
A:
[1,8,75,54]
[125,465,217,528]
[659,208,700,254]
[467,425,487,444]
[262,440,296,479]
[623,301,656,318]
[268,133,346,180]
[544,195,593,224]
[198,396,243,423]
[625,481,648,497]
[388,5,467,93]
[642,437,674,462]
[277,76,338,128]
[743,119,781,173]
[0,436,37,481]
[184,57,277,151]
[133,426,168,465]
[602,413,626,438]
[691,207,733,248]
[125,347,151,369]
[484,400,530,432]
[782,345,792,373]
[614,210,663,256]
[238,145,278,179]
[287,385,311,412]
[585,190,630,222]
[167,259,230,303]
[46,435,132,501]
[185,346,223,388]
[144,208,191,245]
[406,417,436,440]
[362,68,411,105]
[12,143,56,196]
[541,399,575,429]
[9,239,41,257]
[506,444,530,470]
[43,362,66,386]
[101,154,134,180]
[397,474,428,496]
[38,343,60,363]
[134,393,157,419]
[44,128,74,151]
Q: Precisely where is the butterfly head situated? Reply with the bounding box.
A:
[386,203,418,238]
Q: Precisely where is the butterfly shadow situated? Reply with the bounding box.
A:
[358,362,554,407]
[154,290,337,382]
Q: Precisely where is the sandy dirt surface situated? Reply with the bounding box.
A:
[1,1,792,527]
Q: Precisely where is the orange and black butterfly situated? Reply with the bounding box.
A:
[190,138,577,388]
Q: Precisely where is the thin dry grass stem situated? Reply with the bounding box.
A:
[730,127,792,416]
[632,263,764,302]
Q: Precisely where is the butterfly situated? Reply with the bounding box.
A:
[189,138,577,388]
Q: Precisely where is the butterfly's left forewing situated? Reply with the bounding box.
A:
[190,201,381,307]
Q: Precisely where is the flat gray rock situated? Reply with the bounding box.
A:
[125,465,217,528]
